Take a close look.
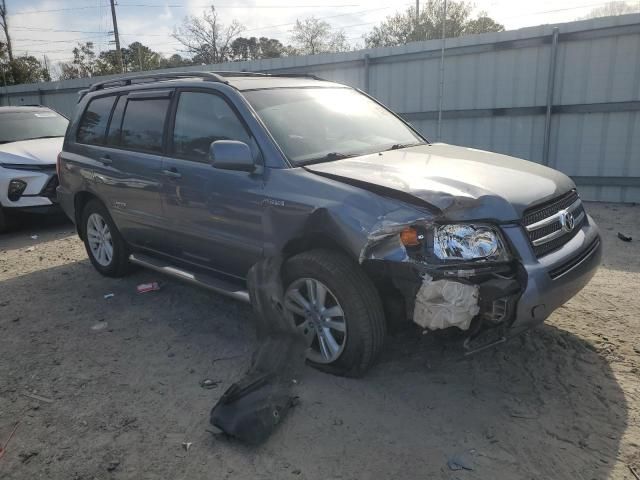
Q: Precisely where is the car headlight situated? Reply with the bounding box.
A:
[432,224,508,262]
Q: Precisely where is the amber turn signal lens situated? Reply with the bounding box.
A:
[400,227,420,246]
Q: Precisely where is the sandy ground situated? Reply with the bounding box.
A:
[0,202,639,480]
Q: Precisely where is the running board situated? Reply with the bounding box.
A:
[129,253,251,303]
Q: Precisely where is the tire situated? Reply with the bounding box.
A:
[282,249,386,377]
[81,199,131,277]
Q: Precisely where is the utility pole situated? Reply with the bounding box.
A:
[436,0,447,141]
[42,55,50,80]
[415,0,419,37]
[0,63,10,106]
[109,0,124,73]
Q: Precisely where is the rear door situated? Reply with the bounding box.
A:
[160,88,264,278]
[88,89,172,248]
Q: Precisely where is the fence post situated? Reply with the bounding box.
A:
[542,27,560,166]
[363,54,370,93]
[38,88,44,106]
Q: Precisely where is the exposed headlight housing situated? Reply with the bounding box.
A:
[432,224,509,262]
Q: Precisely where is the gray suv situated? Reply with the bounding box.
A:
[57,71,602,376]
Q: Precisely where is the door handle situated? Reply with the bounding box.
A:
[162,168,182,179]
[99,155,112,165]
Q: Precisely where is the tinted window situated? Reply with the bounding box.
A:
[120,98,169,153]
[172,92,254,162]
[0,110,68,144]
[77,96,116,145]
[106,95,127,146]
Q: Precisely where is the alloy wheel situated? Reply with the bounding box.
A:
[284,277,347,364]
[86,213,114,267]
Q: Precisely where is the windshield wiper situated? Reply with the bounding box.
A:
[385,142,424,151]
[297,152,356,166]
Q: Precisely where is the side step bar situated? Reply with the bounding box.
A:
[129,253,251,303]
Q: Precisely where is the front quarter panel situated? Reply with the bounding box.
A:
[261,167,431,259]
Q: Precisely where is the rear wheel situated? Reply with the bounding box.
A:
[81,199,130,277]
[282,249,386,377]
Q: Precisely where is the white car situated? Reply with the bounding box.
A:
[0,106,69,232]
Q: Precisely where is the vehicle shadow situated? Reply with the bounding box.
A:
[0,214,74,251]
[0,259,629,480]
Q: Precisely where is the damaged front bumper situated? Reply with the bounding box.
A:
[502,215,602,337]
[363,214,602,351]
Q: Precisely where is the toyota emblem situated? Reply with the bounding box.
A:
[560,210,575,232]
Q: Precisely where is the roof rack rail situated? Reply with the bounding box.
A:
[214,71,325,81]
[77,70,326,102]
[87,71,229,93]
[214,71,270,77]
[265,73,324,81]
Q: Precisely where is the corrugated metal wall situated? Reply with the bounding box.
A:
[2,14,639,202]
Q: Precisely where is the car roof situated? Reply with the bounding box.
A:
[80,71,348,100]
[222,75,342,91]
[0,105,56,113]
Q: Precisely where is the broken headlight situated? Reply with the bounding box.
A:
[432,224,509,262]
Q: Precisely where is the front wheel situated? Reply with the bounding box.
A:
[81,199,131,277]
[282,249,386,377]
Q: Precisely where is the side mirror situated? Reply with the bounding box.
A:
[209,140,255,172]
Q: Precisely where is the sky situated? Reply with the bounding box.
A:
[5,0,640,67]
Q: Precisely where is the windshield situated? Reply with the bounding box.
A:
[0,110,69,144]
[244,87,424,165]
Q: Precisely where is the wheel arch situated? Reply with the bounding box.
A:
[280,232,404,328]
[73,191,101,240]
[281,232,354,261]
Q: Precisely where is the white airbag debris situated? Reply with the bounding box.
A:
[413,275,480,331]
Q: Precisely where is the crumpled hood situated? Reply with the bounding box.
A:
[0,137,63,166]
[304,143,576,222]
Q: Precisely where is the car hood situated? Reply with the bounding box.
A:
[0,137,63,166]
[304,143,576,222]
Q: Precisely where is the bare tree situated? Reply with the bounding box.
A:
[173,6,244,64]
[58,42,98,80]
[364,1,503,48]
[0,0,14,63]
[582,1,640,19]
[290,17,350,55]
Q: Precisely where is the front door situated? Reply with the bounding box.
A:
[160,89,264,278]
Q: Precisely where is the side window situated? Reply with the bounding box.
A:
[171,91,257,163]
[106,95,127,146]
[76,95,116,145]
[120,98,170,153]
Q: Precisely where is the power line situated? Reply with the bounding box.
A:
[13,34,110,47]
[118,2,362,8]
[11,3,363,15]
[11,27,105,33]
[10,4,404,40]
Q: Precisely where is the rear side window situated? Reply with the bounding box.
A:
[76,95,116,145]
[120,98,170,153]
[172,91,255,162]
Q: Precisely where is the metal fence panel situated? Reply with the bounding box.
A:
[2,13,639,202]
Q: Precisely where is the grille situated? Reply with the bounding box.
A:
[40,175,59,202]
[522,190,585,257]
